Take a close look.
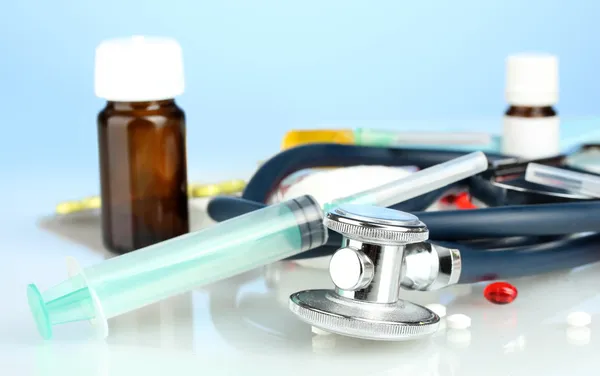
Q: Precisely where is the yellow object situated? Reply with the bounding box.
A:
[188,179,246,197]
[281,129,354,150]
[56,179,247,215]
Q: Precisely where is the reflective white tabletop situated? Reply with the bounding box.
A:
[2,175,600,376]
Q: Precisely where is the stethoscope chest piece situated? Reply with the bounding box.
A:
[289,204,441,341]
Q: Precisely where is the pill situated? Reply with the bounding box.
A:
[446,314,472,329]
[80,196,101,209]
[55,201,84,215]
[219,179,247,194]
[567,311,591,327]
[483,281,518,305]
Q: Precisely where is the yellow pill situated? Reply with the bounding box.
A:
[219,179,246,194]
[187,185,196,196]
[80,196,101,209]
[56,201,84,215]
[191,184,222,197]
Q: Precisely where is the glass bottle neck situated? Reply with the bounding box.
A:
[505,105,557,117]
[107,99,176,111]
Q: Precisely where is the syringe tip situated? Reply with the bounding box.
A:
[27,284,53,340]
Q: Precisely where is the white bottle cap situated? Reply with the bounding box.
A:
[94,36,185,102]
[505,53,559,106]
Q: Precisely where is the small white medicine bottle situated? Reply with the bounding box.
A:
[502,54,560,159]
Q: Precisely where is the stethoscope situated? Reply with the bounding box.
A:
[206,143,600,341]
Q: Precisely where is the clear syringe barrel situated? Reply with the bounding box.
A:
[525,163,600,198]
[27,195,327,340]
[325,151,489,209]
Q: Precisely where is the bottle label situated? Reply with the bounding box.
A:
[502,116,560,159]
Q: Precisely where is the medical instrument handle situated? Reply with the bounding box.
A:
[525,163,600,198]
[241,143,507,203]
[354,128,493,147]
[325,151,488,209]
[27,195,327,339]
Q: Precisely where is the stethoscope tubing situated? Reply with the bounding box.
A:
[445,233,600,283]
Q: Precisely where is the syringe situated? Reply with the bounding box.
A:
[27,151,488,339]
[525,163,600,198]
[325,151,488,209]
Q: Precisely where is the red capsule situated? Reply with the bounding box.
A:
[440,192,477,210]
[454,192,477,210]
[483,282,518,305]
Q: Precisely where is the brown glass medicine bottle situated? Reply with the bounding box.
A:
[95,36,189,254]
[502,54,560,159]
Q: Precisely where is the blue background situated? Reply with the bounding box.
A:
[2,0,600,210]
